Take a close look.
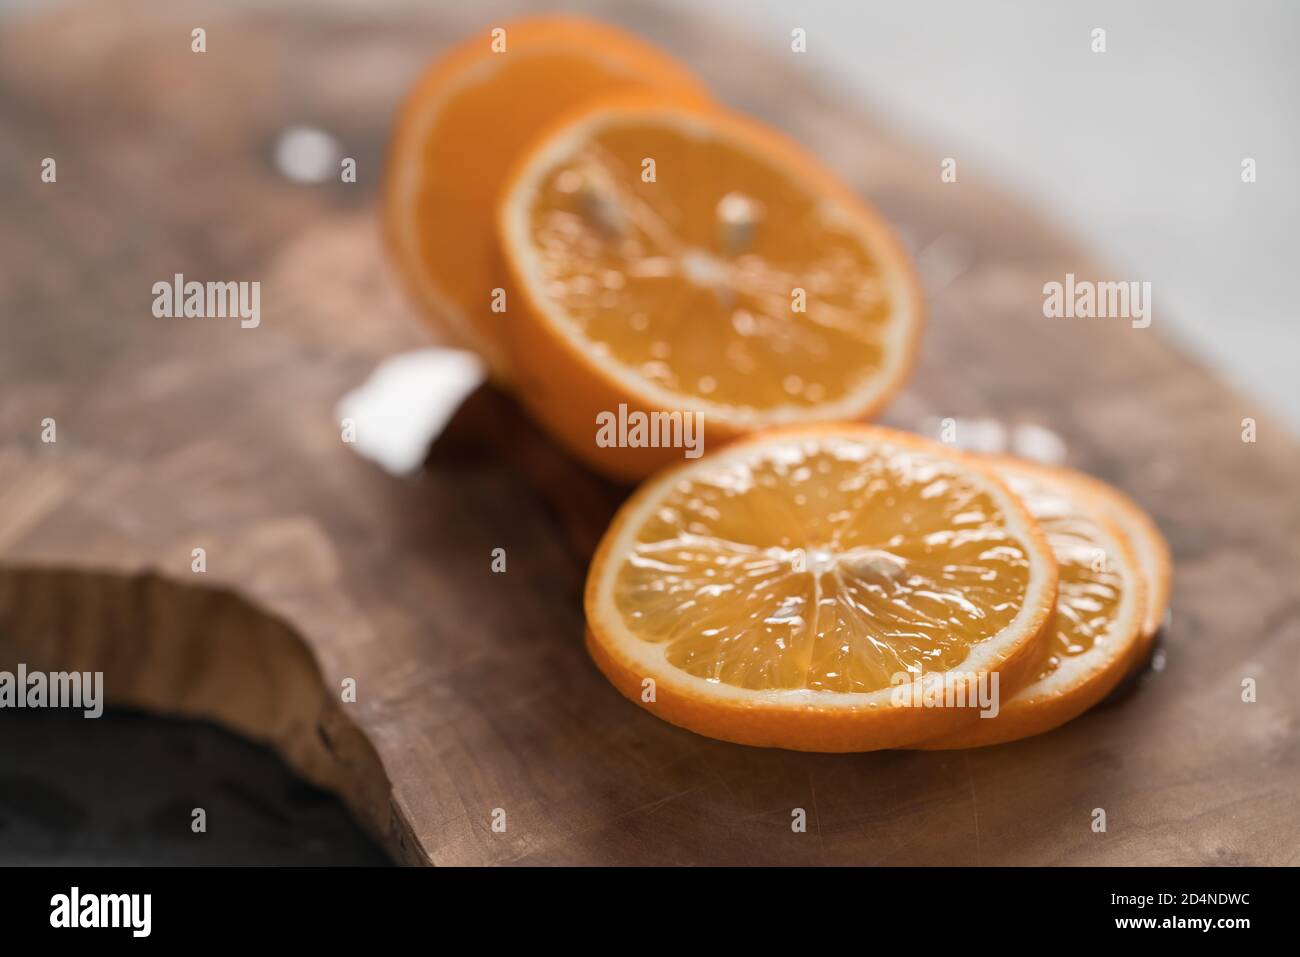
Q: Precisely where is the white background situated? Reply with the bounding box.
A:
[663,0,1300,433]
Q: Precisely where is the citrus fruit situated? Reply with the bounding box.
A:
[919,458,1148,749]
[584,426,1058,752]
[1070,471,1172,652]
[498,97,924,481]
[383,16,710,378]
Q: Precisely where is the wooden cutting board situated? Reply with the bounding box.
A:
[2,0,1297,866]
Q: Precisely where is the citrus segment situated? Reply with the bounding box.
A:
[919,458,1148,749]
[500,99,923,480]
[585,427,1058,751]
[383,16,710,377]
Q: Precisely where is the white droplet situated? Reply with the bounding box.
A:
[731,309,757,335]
[716,191,763,253]
[1013,422,1069,464]
[681,248,728,288]
[274,126,340,184]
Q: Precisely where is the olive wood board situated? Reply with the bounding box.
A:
[1,0,1297,865]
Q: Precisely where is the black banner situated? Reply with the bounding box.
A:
[0,866,1274,942]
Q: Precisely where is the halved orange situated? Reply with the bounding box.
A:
[584,426,1058,752]
[919,458,1148,749]
[498,97,923,481]
[383,16,710,378]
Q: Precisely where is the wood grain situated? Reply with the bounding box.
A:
[1,0,1296,865]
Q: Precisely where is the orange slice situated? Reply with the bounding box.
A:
[1068,471,1172,654]
[383,16,710,378]
[584,426,1058,752]
[498,97,923,481]
[919,458,1148,749]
